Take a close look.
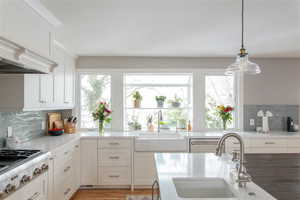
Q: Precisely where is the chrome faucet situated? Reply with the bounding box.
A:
[157,110,163,133]
[216,133,252,187]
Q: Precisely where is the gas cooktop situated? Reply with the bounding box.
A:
[0,149,43,174]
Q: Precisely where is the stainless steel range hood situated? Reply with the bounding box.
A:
[0,57,45,74]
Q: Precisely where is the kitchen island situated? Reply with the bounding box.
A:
[154,153,276,200]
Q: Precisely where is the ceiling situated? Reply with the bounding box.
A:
[41,0,300,57]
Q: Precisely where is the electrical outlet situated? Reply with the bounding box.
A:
[41,121,46,130]
[7,126,13,137]
[250,119,255,126]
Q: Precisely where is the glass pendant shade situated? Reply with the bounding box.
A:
[225,54,261,75]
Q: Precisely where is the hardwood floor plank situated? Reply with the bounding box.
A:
[71,189,154,200]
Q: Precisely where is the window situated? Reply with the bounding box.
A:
[205,75,235,129]
[124,74,193,131]
[79,74,111,129]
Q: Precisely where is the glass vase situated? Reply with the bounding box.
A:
[99,120,104,134]
[222,119,227,130]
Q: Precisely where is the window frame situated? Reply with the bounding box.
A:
[76,71,112,131]
[76,68,243,132]
[123,73,193,131]
[201,71,239,131]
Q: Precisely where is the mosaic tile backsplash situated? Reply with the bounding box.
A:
[244,105,299,132]
[0,110,72,147]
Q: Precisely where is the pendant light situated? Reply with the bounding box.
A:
[225,0,261,75]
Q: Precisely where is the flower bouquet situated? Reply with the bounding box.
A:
[92,101,112,133]
[216,105,234,130]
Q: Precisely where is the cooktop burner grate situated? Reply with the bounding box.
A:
[0,149,42,174]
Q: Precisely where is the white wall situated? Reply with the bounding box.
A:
[244,58,300,105]
[77,56,300,105]
[77,56,232,69]
[77,57,300,104]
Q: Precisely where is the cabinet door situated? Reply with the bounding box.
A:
[134,152,157,186]
[52,45,65,106]
[2,0,53,57]
[47,156,55,200]
[72,142,81,190]
[64,55,75,106]
[40,74,54,107]
[24,74,41,110]
[80,139,98,185]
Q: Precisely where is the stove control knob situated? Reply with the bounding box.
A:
[21,175,31,184]
[33,168,41,176]
[4,184,15,194]
[41,164,49,171]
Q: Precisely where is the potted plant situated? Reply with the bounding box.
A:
[92,101,112,134]
[155,96,166,108]
[128,118,142,131]
[132,91,142,108]
[168,95,183,108]
[216,105,234,130]
[147,115,155,132]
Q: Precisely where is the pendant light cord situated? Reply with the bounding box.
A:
[241,0,245,49]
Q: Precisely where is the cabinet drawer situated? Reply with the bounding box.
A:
[53,145,73,169]
[251,138,287,147]
[249,147,287,154]
[287,139,300,147]
[287,147,300,153]
[99,149,131,166]
[99,138,131,149]
[225,138,251,148]
[54,159,73,179]
[99,167,131,185]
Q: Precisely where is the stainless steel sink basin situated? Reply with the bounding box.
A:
[173,177,236,199]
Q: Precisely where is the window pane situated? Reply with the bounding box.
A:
[124,74,193,131]
[205,75,235,129]
[80,74,111,129]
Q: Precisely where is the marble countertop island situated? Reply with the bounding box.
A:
[154,153,276,200]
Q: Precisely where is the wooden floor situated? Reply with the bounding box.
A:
[71,189,154,200]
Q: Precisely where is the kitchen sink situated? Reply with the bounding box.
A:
[173,177,236,199]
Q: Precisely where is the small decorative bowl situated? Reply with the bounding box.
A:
[48,128,64,136]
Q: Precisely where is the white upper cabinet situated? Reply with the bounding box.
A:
[0,0,53,58]
[53,44,66,107]
[24,74,41,110]
[40,74,54,107]
[64,54,75,106]
[53,42,76,109]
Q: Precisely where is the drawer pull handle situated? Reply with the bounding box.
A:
[265,142,275,145]
[109,175,120,178]
[233,142,239,145]
[109,142,120,145]
[75,145,79,148]
[109,156,120,159]
[64,151,69,155]
[64,188,71,196]
[64,166,71,172]
[28,192,40,200]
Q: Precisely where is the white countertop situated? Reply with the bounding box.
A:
[16,134,81,152]
[154,153,276,200]
[13,130,300,153]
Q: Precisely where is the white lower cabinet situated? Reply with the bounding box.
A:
[7,172,48,200]
[98,138,133,187]
[47,139,80,200]
[133,152,157,186]
[80,139,98,186]
[99,167,131,185]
